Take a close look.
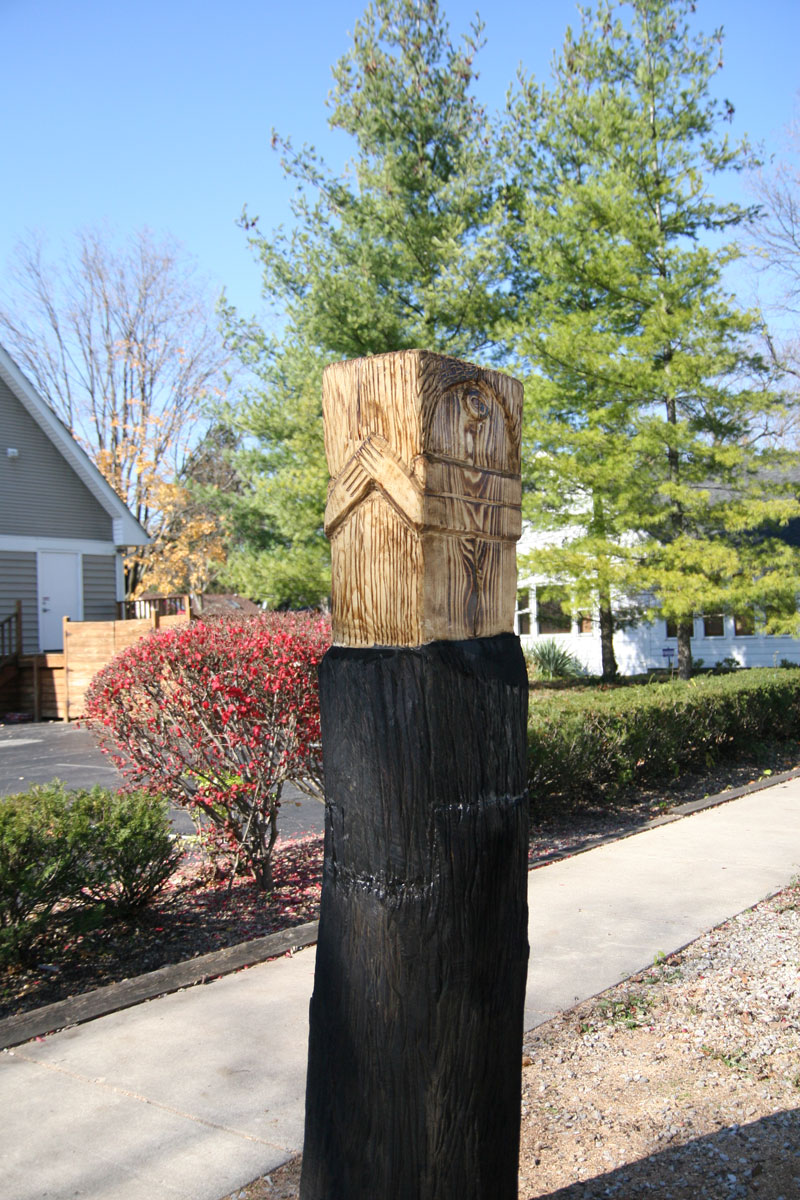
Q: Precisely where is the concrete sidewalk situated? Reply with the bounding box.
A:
[2,778,799,1200]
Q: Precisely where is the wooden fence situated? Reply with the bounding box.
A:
[62,610,189,720]
[12,653,66,723]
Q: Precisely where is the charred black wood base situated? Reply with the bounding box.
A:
[300,634,529,1200]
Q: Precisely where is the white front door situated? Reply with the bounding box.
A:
[38,552,81,651]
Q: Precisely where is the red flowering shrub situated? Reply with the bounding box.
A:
[84,612,331,891]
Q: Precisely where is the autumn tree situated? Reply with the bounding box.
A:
[125,424,240,596]
[0,228,230,597]
[219,0,512,606]
[508,0,800,677]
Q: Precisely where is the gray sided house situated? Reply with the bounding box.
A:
[0,343,148,654]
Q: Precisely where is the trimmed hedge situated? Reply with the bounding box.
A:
[527,668,800,811]
[70,787,183,916]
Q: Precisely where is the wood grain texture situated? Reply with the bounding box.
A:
[300,636,529,1200]
[322,351,523,647]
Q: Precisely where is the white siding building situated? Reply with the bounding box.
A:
[515,526,800,675]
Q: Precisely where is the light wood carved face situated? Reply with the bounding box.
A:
[426,378,519,475]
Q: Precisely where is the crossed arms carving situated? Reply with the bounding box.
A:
[324,434,424,538]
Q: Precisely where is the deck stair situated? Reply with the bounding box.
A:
[0,603,23,714]
[0,601,21,683]
[0,602,22,666]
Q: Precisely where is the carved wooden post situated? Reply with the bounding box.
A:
[301,350,529,1200]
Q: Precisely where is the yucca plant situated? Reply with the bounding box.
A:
[527,639,585,681]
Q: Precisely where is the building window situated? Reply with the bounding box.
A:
[577,611,593,635]
[734,611,755,636]
[665,618,678,639]
[537,585,571,635]
[703,614,725,638]
[516,587,531,636]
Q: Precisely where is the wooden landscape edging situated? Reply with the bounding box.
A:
[0,920,319,1051]
[4,765,794,1056]
[300,351,529,1200]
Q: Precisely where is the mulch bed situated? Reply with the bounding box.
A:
[0,835,323,1021]
[2,745,798,1022]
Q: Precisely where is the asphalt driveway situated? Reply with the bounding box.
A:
[0,721,324,840]
[0,721,121,797]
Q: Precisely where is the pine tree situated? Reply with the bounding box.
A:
[220,0,511,606]
[509,0,800,677]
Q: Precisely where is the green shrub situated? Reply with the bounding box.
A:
[0,782,81,962]
[71,788,182,916]
[0,782,181,963]
[711,656,741,674]
[527,668,800,813]
[526,639,585,680]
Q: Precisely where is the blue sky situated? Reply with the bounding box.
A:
[1,0,798,324]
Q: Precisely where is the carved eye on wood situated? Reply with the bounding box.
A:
[463,386,490,421]
[427,377,514,470]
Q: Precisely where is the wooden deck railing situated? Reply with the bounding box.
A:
[117,593,191,621]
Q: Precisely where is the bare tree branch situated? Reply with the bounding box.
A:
[0,227,232,595]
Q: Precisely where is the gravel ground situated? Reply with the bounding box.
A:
[517,884,800,1198]
[222,882,800,1200]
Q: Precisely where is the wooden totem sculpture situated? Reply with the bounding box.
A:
[323,350,522,647]
[301,350,529,1200]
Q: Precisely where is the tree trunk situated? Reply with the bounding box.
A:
[300,634,530,1200]
[677,620,693,679]
[589,501,618,681]
[598,590,618,681]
